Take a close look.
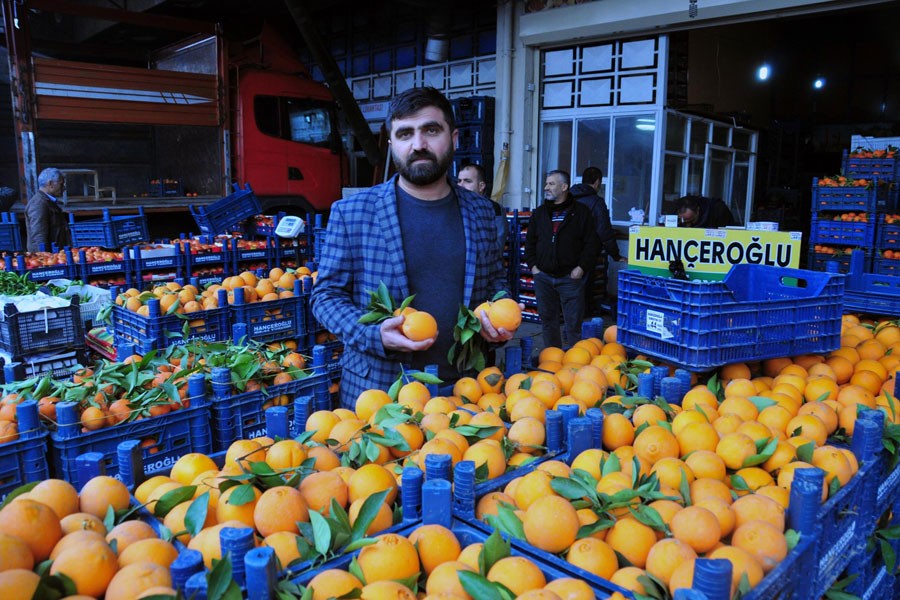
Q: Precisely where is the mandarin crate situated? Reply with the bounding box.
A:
[44,279,109,328]
[810,214,876,247]
[207,348,330,451]
[129,244,185,287]
[842,149,900,180]
[48,374,212,487]
[190,183,261,236]
[226,237,276,274]
[843,248,900,317]
[228,280,308,344]
[811,177,892,211]
[68,208,150,248]
[0,296,84,360]
[289,479,633,599]
[617,264,843,371]
[110,287,230,355]
[75,247,132,286]
[0,213,23,252]
[0,401,49,501]
[9,249,77,281]
[808,249,866,274]
[877,215,900,247]
[872,254,900,276]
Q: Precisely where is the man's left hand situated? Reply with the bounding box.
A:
[570,266,585,279]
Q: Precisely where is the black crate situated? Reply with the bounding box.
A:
[456,124,494,154]
[0,297,84,360]
[451,96,495,125]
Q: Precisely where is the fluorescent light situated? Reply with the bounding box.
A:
[636,124,656,131]
[757,64,770,81]
[813,77,825,89]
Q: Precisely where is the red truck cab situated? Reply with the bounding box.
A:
[234,70,345,214]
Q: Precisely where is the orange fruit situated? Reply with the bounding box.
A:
[27,479,79,520]
[708,545,765,592]
[348,498,393,536]
[425,560,476,598]
[408,524,461,575]
[633,425,679,465]
[106,520,157,553]
[306,569,363,600]
[565,537,619,579]
[224,439,266,469]
[731,519,788,572]
[0,498,62,561]
[0,532,34,572]
[117,538,179,569]
[357,533,420,583]
[487,556,546,596]
[670,505,721,553]
[216,485,261,528]
[254,486,309,537]
[715,432,757,470]
[79,476,131,519]
[605,517,657,569]
[104,561,172,600]
[523,495,579,553]
[300,471,349,516]
[170,453,218,486]
[402,311,438,341]
[731,493,785,531]
[0,569,40,600]
[50,538,118,597]
[645,538,698,586]
[349,463,400,505]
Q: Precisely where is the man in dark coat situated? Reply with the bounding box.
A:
[569,166,624,315]
[26,168,70,251]
[524,169,599,349]
[676,195,735,228]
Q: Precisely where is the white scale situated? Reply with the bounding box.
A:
[274,215,306,238]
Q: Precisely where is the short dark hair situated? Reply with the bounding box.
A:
[460,162,486,183]
[547,169,570,186]
[386,87,455,133]
[676,195,702,213]
[581,166,603,186]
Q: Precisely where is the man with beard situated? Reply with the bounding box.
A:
[524,169,599,349]
[311,87,512,409]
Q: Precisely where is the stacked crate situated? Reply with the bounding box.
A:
[808,177,882,273]
[844,150,900,274]
[450,96,495,189]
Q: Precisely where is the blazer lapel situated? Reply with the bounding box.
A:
[374,176,410,299]
[458,192,477,307]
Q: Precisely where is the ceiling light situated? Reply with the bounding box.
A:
[757,64,770,81]
[813,77,826,89]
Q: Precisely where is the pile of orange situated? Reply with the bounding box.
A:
[114,267,315,315]
[0,477,178,599]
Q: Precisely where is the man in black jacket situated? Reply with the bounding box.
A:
[676,195,735,228]
[524,170,600,349]
[569,166,624,316]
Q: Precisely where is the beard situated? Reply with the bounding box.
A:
[393,148,453,186]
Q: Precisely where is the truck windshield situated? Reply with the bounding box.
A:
[255,96,334,147]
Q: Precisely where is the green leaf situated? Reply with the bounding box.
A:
[350,490,389,541]
[480,528,511,575]
[185,492,211,536]
[484,505,525,541]
[309,510,332,556]
[224,484,258,507]
[207,553,239,600]
[343,537,378,552]
[154,486,198,518]
[348,555,367,585]
[748,395,777,411]
[785,529,800,551]
[0,481,40,510]
[678,470,692,506]
[550,477,593,501]
[459,571,504,600]
[411,371,443,385]
[796,441,816,463]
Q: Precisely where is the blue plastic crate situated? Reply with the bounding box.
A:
[290,515,632,598]
[808,250,867,274]
[877,215,900,247]
[872,255,900,276]
[617,265,843,371]
[0,402,49,501]
[190,183,261,236]
[129,244,185,285]
[456,124,494,153]
[49,377,212,487]
[227,237,275,273]
[69,208,150,248]
[811,178,889,212]
[313,227,327,263]
[843,149,899,180]
[148,178,184,197]
[110,290,230,355]
[228,283,308,344]
[0,213,23,252]
[842,250,900,314]
[9,251,77,281]
[810,214,876,247]
[451,95,495,125]
[208,369,331,452]
[0,297,84,360]
[75,247,132,285]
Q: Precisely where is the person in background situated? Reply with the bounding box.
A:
[524,169,599,350]
[311,87,513,409]
[457,161,507,255]
[676,194,735,228]
[26,168,70,252]
[0,187,16,212]
[568,166,625,316]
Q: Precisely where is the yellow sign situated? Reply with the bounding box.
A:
[627,226,803,280]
